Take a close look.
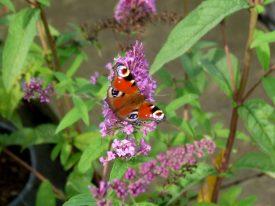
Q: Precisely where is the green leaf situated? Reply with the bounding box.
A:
[109,159,128,180]
[96,78,109,100]
[55,100,95,134]
[78,134,107,173]
[166,163,215,206]
[234,152,275,172]
[51,142,62,161]
[135,203,158,206]
[254,30,270,70]
[179,163,214,188]
[74,132,100,151]
[201,59,232,96]
[251,31,275,48]
[0,124,59,148]
[150,0,249,74]
[194,203,217,206]
[63,193,96,206]
[55,107,80,134]
[238,196,257,206]
[36,180,55,206]
[0,0,15,12]
[64,153,81,170]
[60,141,72,166]
[166,94,198,117]
[65,168,93,197]
[200,48,239,97]
[66,52,86,77]
[262,77,275,104]
[0,79,23,118]
[264,0,275,4]
[73,96,90,126]
[2,8,40,90]
[37,0,50,6]
[238,99,275,157]
[220,186,242,206]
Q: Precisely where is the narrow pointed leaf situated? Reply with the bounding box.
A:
[150,0,249,74]
[2,8,40,90]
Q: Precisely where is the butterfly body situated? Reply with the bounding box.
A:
[106,63,165,124]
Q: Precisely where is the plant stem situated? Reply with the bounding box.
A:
[211,2,259,202]
[191,172,264,202]
[38,4,61,71]
[3,149,66,200]
[25,0,82,133]
[220,20,235,91]
[166,181,198,206]
[242,64,275,101]
[183,0,190,17]
[102,141,113,180]
[25,0,61,71]
[237,7,258,100]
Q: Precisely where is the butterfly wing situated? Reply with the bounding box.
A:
[138,102,165,122]
[107,86,145,122]
[106,63,165,123]
[111,63,139,95]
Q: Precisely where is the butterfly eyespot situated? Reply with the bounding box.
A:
[127,111,139,122]
[152,110,165,121]
[116,64,130,78]
[108,87,123,97]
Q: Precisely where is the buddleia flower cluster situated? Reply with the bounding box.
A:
[99,41,157,137]
[23,78,53,103]
[114,0,157,25]
[90,71,100,85]
[90,138,216,205]
[99,138,151,165]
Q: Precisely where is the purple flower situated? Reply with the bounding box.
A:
[138,138,151,155]
[139,160,157,182]
[90,181,109,199]
[114,0,157,23]
[101,138,215,202]
[128,179,146,197]
[99,151,116,166]
[90,71,100,85]
[112,179,128,199]
[105,63,114,81]
[23,78,53,103]
[100,138,152,165]
[114,41,156,101]
[154,165,169,178]
[99,102,119,137]
[99,41,158,137]
[119,138,215,199]
[112,139,136,157]
[122,123,135,135]
[141,122,157,136]
[124,168,136,180]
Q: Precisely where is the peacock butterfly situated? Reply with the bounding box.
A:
[106,63,165,125]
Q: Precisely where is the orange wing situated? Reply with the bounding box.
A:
[106,63,165,123]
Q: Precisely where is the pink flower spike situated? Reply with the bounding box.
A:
[138,138,151,155]
[124,168,136,180]
[114,0,157,23]
[122,124,134,135]
[141,121,157,136]
[128,179,147,197]
[99,157,108,166]
[90,71,100,85]
[23,78,53,103]
[107,151,116,161]
[89,181,109,199]
[112,179,128,199]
